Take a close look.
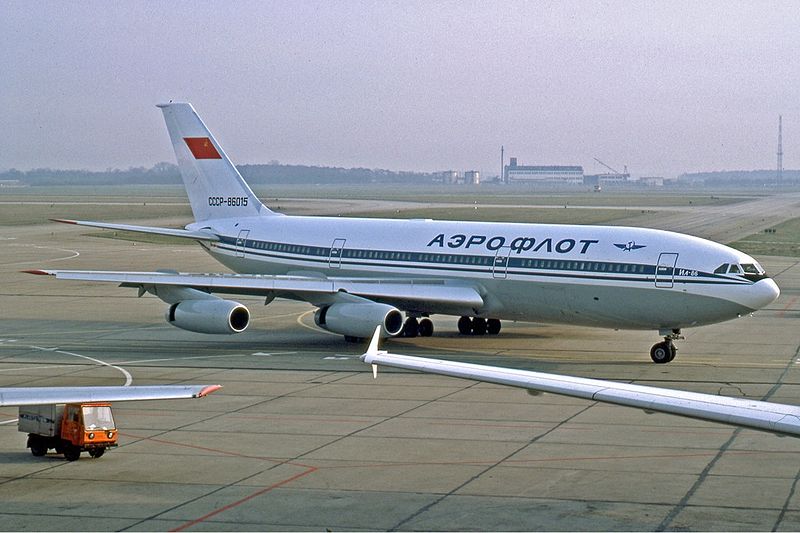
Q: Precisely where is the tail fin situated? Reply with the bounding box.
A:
[157,102,273,222]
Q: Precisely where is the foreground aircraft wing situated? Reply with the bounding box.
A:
[0,384,221,407]
[51,219,220,242]
[25,269,484,311]
[360,329,800,437]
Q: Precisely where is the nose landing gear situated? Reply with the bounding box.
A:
[650,329,683,364]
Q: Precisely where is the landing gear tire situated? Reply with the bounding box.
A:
[472,317,487,335]
[402,317,419,338]
[418,318,434,337]
[487,319,501,335]
[457,316,472,335]
[88,448,105,459]
[667,343,677,362]
[650,341,676,364]
[344,335,363,343]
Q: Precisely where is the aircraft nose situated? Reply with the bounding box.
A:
[748,278,780,310]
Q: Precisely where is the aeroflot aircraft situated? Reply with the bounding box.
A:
[28,103,780,364]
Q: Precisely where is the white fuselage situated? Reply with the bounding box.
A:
[189,214,780,331]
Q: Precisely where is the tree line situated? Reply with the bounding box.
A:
[1,162,440,186]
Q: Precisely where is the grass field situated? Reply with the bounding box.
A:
[0,202,192,226]
[256,185,748,207]
[731,217,800,257]
[347,206,639,225]
[1,184,751,208]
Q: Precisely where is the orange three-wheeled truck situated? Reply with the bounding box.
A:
[19,402,118,460]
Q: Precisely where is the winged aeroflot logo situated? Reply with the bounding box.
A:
[614,241,646,252]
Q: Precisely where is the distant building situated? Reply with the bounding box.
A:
[638,176,664,187]
[584,172,631,187]
[505,158,583,184]
[464,170,480,185]
[439,170,459,184]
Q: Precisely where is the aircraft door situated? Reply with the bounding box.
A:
[329,238,346,268]
[235,230,250,258]
[655,252,679,288]
[493,247,512,279]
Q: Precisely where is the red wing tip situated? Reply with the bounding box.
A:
[50,218,77,224]
[197,384,223,398]
[22,269,51,276]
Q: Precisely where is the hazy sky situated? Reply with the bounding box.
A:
[2,1,799,177]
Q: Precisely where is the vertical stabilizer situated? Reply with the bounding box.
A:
[157,103,272,221]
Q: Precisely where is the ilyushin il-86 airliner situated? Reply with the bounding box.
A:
[27,103,780,364]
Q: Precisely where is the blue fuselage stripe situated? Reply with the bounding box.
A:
[215,236,749,287]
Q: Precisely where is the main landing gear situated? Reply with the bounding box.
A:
[401,316,434,338]
[457,316,501,336]
[650,329,683,364]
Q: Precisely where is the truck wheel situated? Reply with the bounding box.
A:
[63,446,81,461]
[88,448,105,459]
[28,435,47,457]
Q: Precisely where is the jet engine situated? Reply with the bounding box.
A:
[166,299,250,334]
[314,302,404,339]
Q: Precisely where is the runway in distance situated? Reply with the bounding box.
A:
[361,328,800,437]
[28,103,780,363]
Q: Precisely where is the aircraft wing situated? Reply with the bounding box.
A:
[360,330,800,437]
[51,219,219,242]
[0,384,221,407]
[25,269,484,312]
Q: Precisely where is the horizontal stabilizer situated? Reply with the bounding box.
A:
[51,219,219,241]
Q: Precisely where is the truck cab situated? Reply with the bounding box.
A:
[21,402,118,461]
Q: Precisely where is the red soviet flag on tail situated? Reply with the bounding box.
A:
[183,137,222,159]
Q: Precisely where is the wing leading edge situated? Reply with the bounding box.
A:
[361,329,800,437]
[25,270,484,311]
[0,384,221,407]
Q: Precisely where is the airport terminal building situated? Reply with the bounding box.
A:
[504,158,584,184]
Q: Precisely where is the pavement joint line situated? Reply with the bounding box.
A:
[168,465,319,532]
[772,464,800,531]
[387,400,601,531]
[771,259,800,279]
[125,366,432,531]
[110,372,381,529]
[116,374,361,531]
[655,340,800,531]
[183,377,489,532]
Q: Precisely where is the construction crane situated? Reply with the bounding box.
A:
[593,158,623,175]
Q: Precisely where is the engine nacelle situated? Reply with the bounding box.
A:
[314,302,404,338]
[166,299,250,334]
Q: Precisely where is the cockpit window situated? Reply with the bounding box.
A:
[725,262,769,281]
[714,264,729,274]
[741,263,765,275]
